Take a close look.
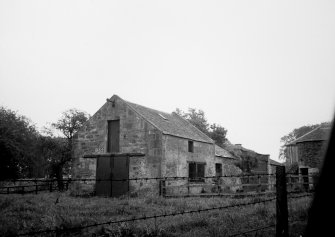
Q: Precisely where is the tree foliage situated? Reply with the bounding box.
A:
[175,108,228,147]
[0,106,89,181]
[0,107,39,179]
[50,108,89,187]
[52,108,90,142]
[210,123,228,147]
[279,122,331,161]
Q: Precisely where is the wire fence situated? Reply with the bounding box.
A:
[1,168,316,237]
[13,192,313,237]
[16,197,277,236]
[0,172,316,196]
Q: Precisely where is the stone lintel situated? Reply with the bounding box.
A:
[82,153,145,158]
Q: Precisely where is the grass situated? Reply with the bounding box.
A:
[0,192,312,237]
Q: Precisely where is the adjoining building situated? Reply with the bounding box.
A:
[285,125,331,190]
[222,143,271,192]
[286,126,331,172]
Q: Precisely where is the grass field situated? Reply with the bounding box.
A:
[0,192,311,237]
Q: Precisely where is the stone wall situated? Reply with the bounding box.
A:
[161,136,242,195]
[297,141,327,169]
[162,136,214,177]
[161,136,214,195]
[71,97,162,195]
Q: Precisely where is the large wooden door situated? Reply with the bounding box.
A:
[96,156,129,197]
[96,120,129,197]
[111,156,129,197]
[96,157,112,196]
[107,120,120,152]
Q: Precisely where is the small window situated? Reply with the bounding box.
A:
[189,162,205,182]
[215,163,223,177]
[188,141,194,152]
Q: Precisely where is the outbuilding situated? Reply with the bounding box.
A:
[71,95,239,197]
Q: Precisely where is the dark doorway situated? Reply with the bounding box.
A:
[107,120,120,153]
[96,156,112,196]
[300,168,309,191]
[215,163,223,177]
[111,156,129,197]
[96,155,129,197]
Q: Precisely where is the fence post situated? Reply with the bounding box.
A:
[276,166,289,237]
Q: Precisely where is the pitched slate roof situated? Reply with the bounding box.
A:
[215,145,237,159]
[115,95,214,143]
[289,126,331,145]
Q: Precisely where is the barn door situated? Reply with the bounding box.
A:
[111,156,129,197]
[96,157,112,196]
[96,156,129,197]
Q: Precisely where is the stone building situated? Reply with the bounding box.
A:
[71,95,241,197]
[285,125,331,190]
[286,126,330,172]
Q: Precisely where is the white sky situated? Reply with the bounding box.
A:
[1,1,335,162]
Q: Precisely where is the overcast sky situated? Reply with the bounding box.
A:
[1,0,335,161]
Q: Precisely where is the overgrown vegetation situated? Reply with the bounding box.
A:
[0,107,89,182]
[0,193,311,236]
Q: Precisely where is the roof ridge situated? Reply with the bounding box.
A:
[124,100,171,116]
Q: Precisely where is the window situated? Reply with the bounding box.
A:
[188,140,194,152]
[215,163,223,177]
[189,162,205,182]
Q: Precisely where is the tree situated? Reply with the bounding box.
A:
[0,107,39,180]
[209,123,228,147]
[52,108,90,143]
[35,135,70,183]
[50,108,90,189]
[279,122,331,161]
[174,108,229,146]
[176,108,210,135]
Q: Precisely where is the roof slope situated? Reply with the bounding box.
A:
[222,143,269,161]
[116,96,213,143]
[289,126,331,145]
[269,159,284,166]
[215,145,237,159]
